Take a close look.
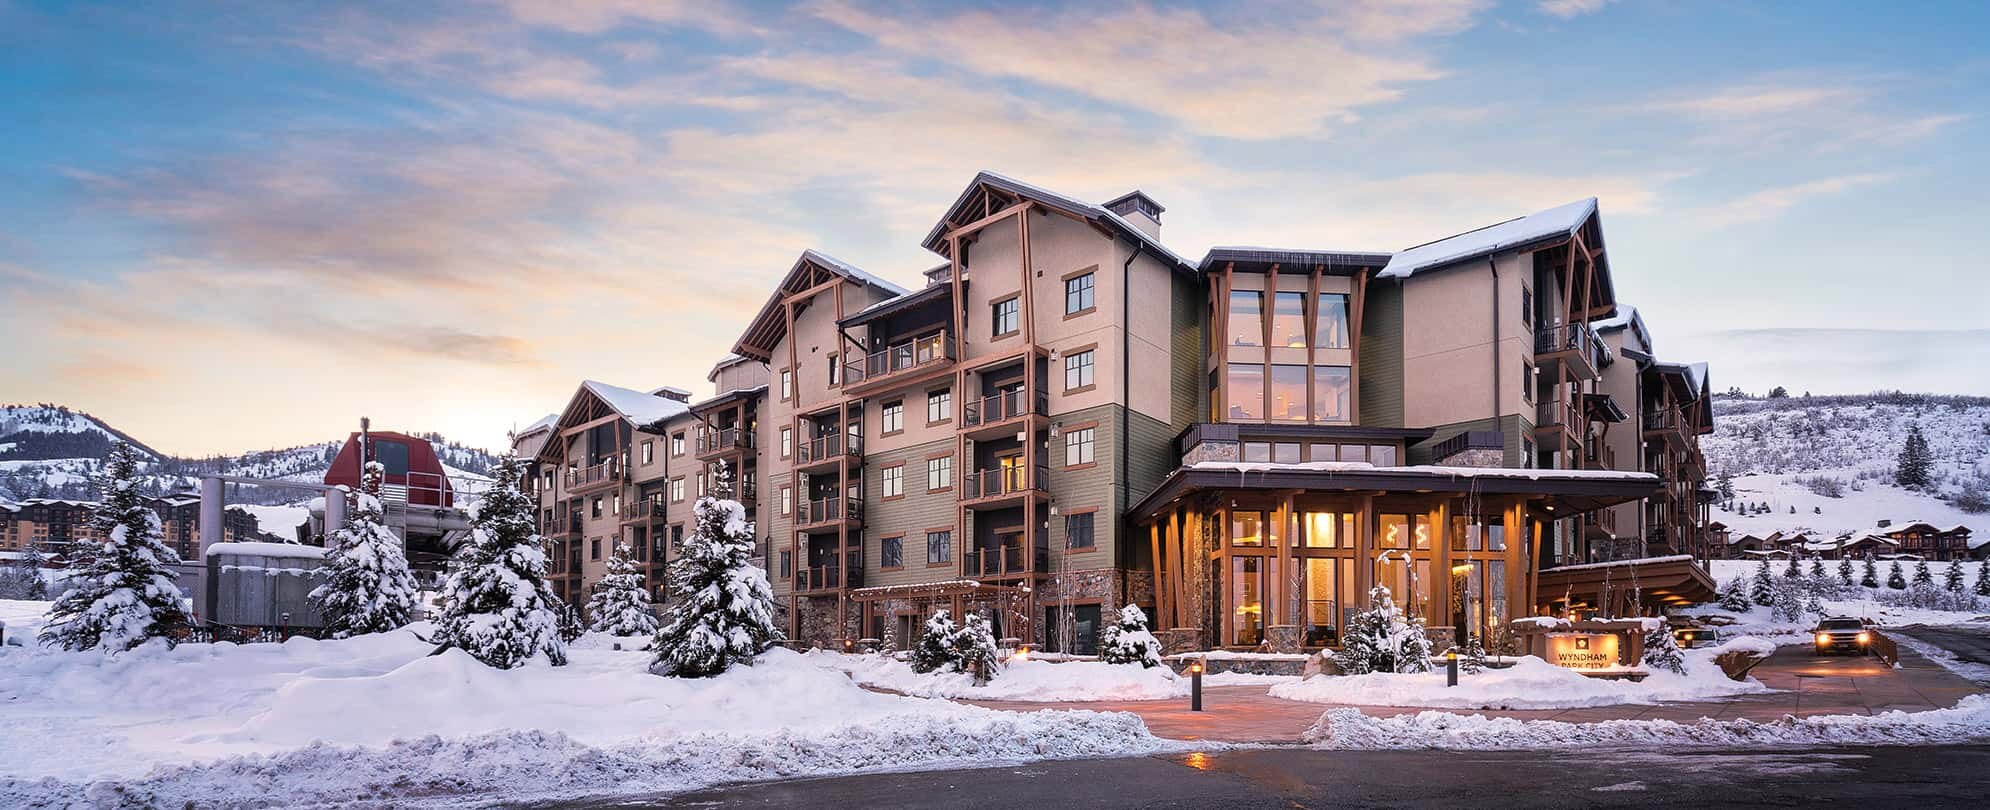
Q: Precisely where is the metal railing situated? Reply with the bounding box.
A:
[961,464,1048,501]
[1644,407,1682,435]
[1534,323,1599,368]
[798,495,864,527]
[845,331,953,386]
[1537,396,1582,431]
[797,432,863,465]
[961,388,1047,428]
[696,427,753,455]
[963,545,1029,576]
[796,550,865,591]
[622,498,667,521]
[565,458,623,489]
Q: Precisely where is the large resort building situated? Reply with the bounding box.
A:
[512,172,1717,654]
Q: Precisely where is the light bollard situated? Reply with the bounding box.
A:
[1189,659,1204,711]
[1446,650,1458,687]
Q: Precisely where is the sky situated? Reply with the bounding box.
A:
[2,0,1986,456]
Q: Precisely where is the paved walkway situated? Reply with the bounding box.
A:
[958,643,1984,744]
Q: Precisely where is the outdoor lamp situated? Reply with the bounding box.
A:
[1015,646,1031,661]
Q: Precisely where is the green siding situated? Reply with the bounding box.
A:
[1171,272,1203,430]
[1046,403,1122,571]
[1359,282,1404,427]
[863,437,962,588]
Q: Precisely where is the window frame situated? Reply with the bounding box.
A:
[991,295,1020,338]
[1063,423,1098,469]
[1063,345,1097,394]
[881,400,905,436]
[1064,508,1098,550]
[926,529,954,566]
[927,388,952,425]
[926,453,954,492]
[880,534,905,569]
[882,464,905,499]
[1063,267,1097,318]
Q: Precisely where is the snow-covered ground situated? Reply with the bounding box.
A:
[233,503,312,541]
[813,650,1191,701]
[1713,470,1981,541]
[1268,648,1771,711]
[1692,560,1990,641]
[0,620,1174,807]
[1306,695,1990,750]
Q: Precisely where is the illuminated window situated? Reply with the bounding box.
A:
[1226,364,1265,421]
[1312,366,1351,423]
[1227,290,1263,348]
[1314,293,1350,349]
[1231,511,1264,547]
[1271,291,1307,348]
[1269,364,1308,422]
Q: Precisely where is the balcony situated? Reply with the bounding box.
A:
[1533,396,1584,448]
[795,550,865,593]
[960,387,1047,439]
[796,495,864,532]
[842,331,955,396]
[795,432,863,473]
[1534,323,1600,380]
[1643,407,1688,449]
[546,512,583,539]
[620,497,668,523]
[696,427,753,459]
[962,532,1049,578]
[960,464,1049,509]
[565,458,624,494]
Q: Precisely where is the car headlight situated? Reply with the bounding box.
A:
[1816,633,1830,644]
[1857,632,1870,644]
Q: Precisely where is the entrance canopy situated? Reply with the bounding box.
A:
[1535,554,1718,613]
[1131,461,1662,523]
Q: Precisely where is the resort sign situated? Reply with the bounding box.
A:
[1544,632,1621,671]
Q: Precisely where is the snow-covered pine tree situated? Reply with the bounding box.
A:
[1886,560,1908,590]
[1895,425,1932,489]
[911,609,958,674]
[38,442,188,652]
[555,599,586,643]
[1717,577,1752,612]
[1641,625,1686,675]
[1977,559,1990,598]
[1912,560,1934,589]
[952,613,1002,682]
[1943,560,1966,594]
[650,462,781,678]
[1098,603,1164,668]
[1750,557,1774,605]
[1458,633,1488,675]
[1861,552,1879,589]
[1837,555,1854,588]
[1801,587,1823,618]
[1809,555,1826,579]
[1782,553,1801,579]
[587,543,659,637]
[1769,578,1806,623]
[311,462,420,638]
[0,541,48,599]
[432,456,568,668]
[1333,586,1434,675]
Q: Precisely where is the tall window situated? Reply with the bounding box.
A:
[827,354,840,385]
[881,536,903,568]
[1521,286,1535,330]
[1311,366,1351,423]
[641,441,654,465]
[927,388,951,423]
[1065,512,1095,549]
[1226,364,1265,420]
[992,297,1019,337]
[927,530,952,564]
[882,465,904,498]
[1065,426,1096,466]
[1064,349,1095,391]
[927,455,952,490]
[671,432,685,455]
[1314,293,1349,349]
[780,485,792,515]
[1226,290,1263,348]
[1269,364,1307,422]
[780,426,793,457]
[1231,511,1264,547]
[780,369,793,399]
[881,401,904,434]
[1065,272,1095,315]
[1233,556,1266,646]
[669,478,685,502]
[1271,291,1307,348]
[591,497,603,518]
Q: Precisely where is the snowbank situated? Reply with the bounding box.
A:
[1307,694,1990,750]
[0,598,51,642]
[0,629,1173,805]
[1268,653,1769,710]
[816,650,1190,701]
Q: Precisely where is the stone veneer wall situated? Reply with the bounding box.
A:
[1181,439,1239,465]
[1437,447,1505,468]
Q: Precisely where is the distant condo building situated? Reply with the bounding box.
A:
[510,172,1717,653]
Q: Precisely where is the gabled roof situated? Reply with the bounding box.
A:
[1380,198,1598,280]
[1594,304,1653,355]
[920,171,1196,275]
[731,251,910,363]
[1197,247,1393,274]
[708,353,754,383]
[518,413,559,437]
[582,380,687,428]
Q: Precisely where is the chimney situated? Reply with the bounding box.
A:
[1103,190,1164,240]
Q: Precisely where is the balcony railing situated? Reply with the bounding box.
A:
[696,427,753,456]
[565,458,623,490]
[1535,322,1599,367]
[844,331,953,388]
[797,432,863,466]
[963,545,1028,576]
[797,495,864,528]
[1536,396,1582,432]
[796,550,865,591]
[961,388,1047,428]
[621,498,668,521]
[1644,407,1682,435]
[961,464,1049,502]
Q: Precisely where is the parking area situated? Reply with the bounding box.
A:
[958,638,1985,744]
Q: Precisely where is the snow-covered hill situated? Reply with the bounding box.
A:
[1705,393,1990,539]
[0,404,502,505]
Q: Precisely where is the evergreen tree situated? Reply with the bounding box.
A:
[1769,579,1806,623]
[311,462,419,638]
[432,456,568,668]
[1861,551,1879,589]
[1912,560,1934,589]
[1714,472,1735,501]
[650,463,781,678]
[1,541,49,599]
[1717,577,1752,612]
[1801,587,1823,618]
[1750,557,1774,605]
[587,543,659,637]
[1642,626,1686,675]
[1836,555,1854,587]
[38,442,188,652]
[1896,425,1932,489]
[1098,603,1164,668]
[1783,553,1801,579]
[952,613,1002,683]
[1457,633,1488,675]
[1809,555,1826,579]
[1975,559,1990,597]
[1942,560,1966,594]
[1887,560,1908,590]
[911,609,959,674]
[1333,586,1434,675]
[1767,386,1789,399]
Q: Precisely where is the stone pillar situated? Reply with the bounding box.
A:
[1265,625,1303,653]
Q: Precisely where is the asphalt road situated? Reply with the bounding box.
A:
[1893,623,1990,671]
[541,745,1990,809]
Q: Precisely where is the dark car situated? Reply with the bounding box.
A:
[1812,617,1870,655]
[1672,626,1723,649]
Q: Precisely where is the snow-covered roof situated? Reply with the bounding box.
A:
[799,249,910,297]
[707,353,754,382]
[581,380,689,428]
[1197,246,1394,273]
[1380,198,1596,279]
[1540,554,1694,574]
[519,413,559,436]
[1186,459,1659,482]
[649,385,692,399]
[1593,304,1653,355]
[204,541,328,561]
[924,171,1197,274]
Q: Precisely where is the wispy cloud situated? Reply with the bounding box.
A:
[1696,172,1895,226]
[1537,0,1611,18]
[1631,73,1966,153]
